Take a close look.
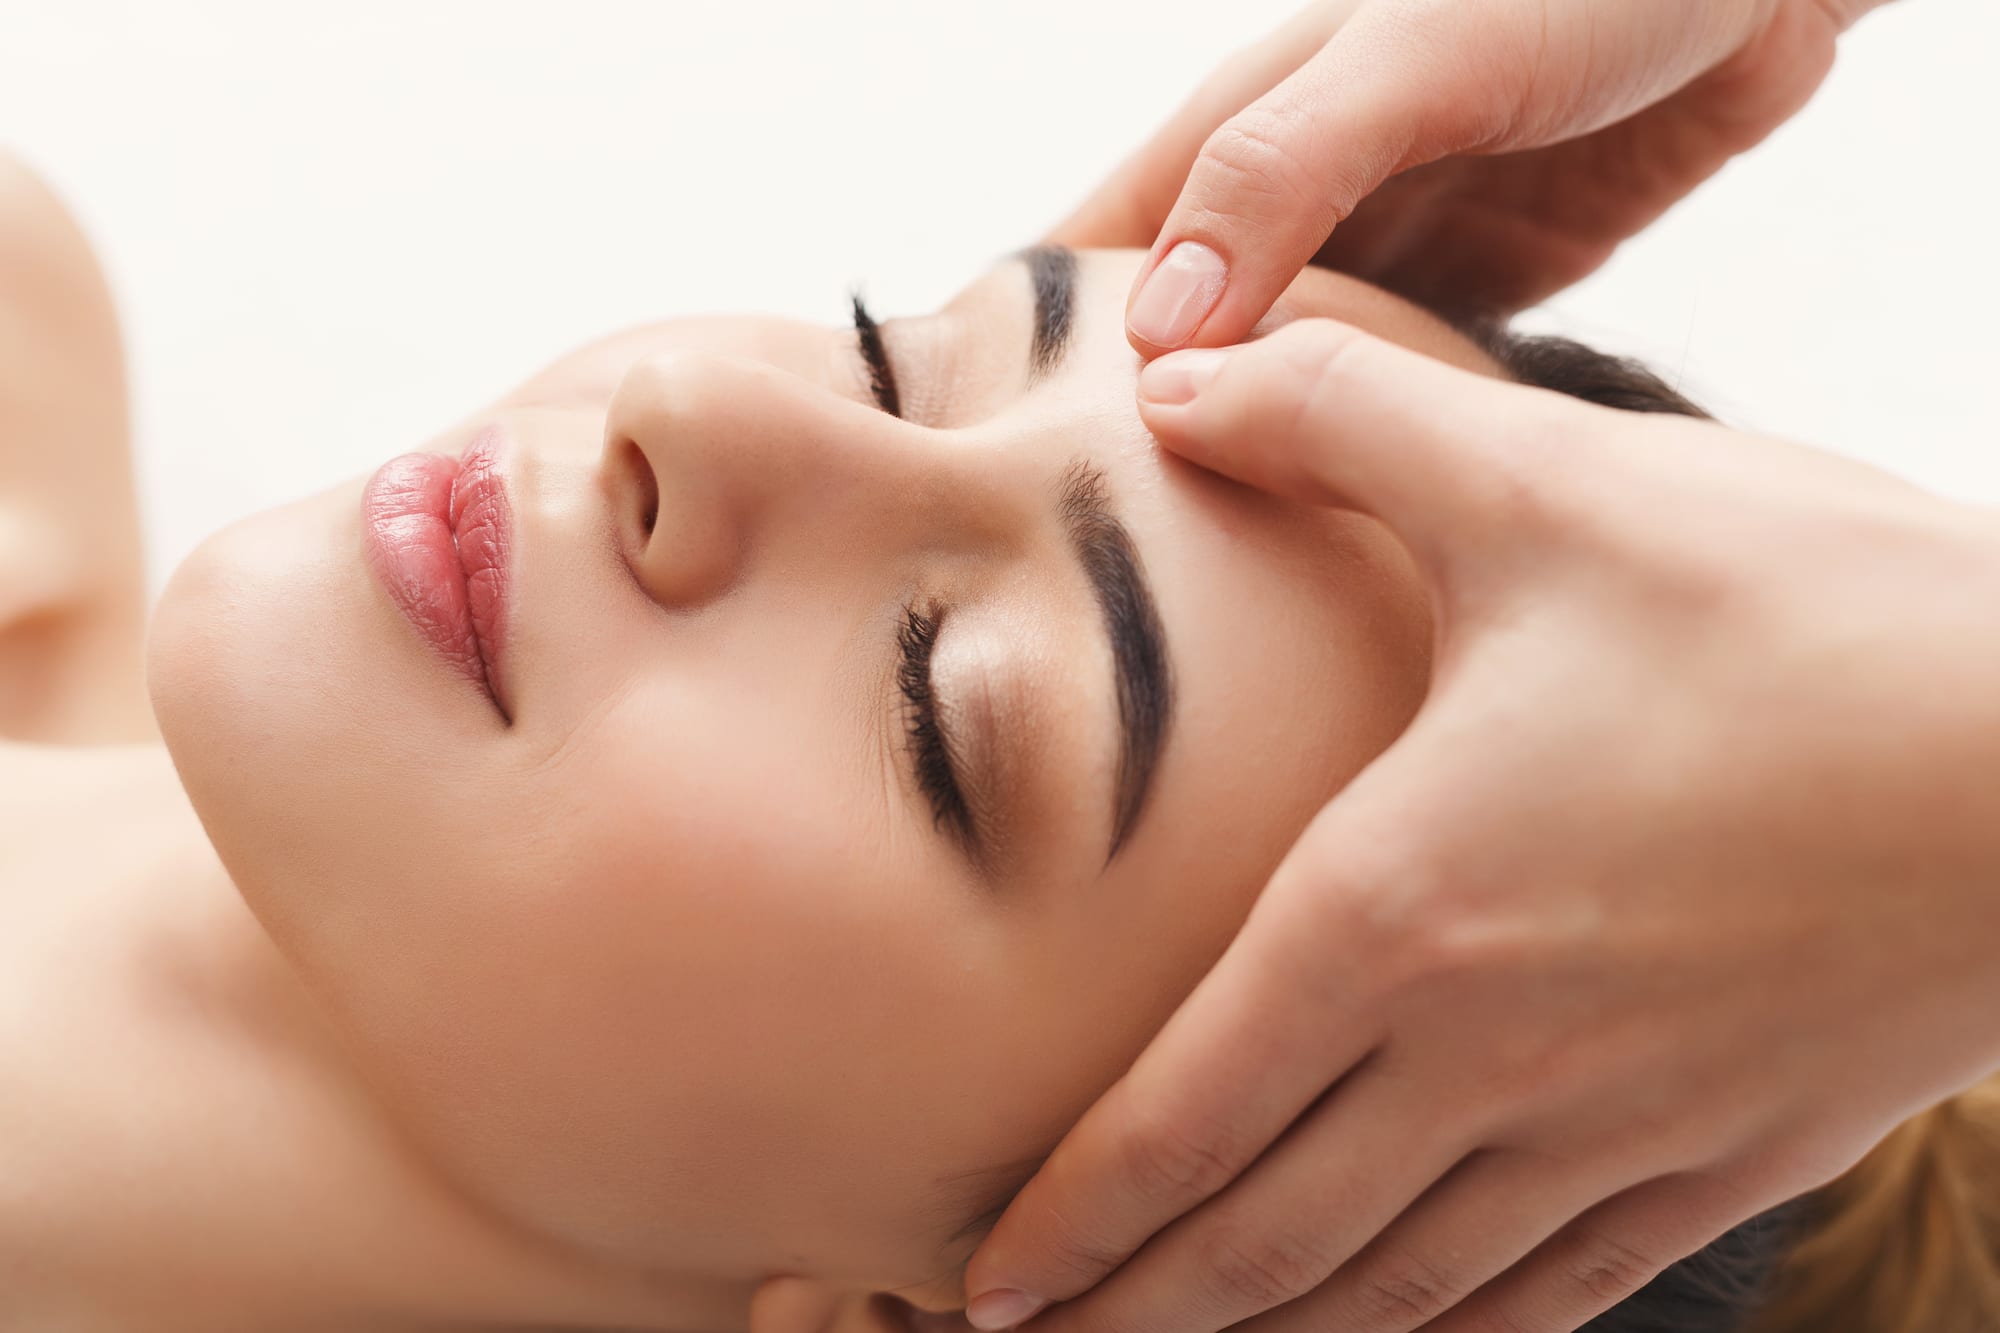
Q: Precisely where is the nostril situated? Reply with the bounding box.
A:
[621,437,660,540]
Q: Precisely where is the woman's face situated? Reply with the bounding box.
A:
[148,248,1495,1303]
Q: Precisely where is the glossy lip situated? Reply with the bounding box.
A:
[360,425,515,721]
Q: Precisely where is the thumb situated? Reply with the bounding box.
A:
[1138,318,1605,575]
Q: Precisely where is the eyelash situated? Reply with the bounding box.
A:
[850,291,901,418]
[856,291,966,845]
[895,602,972,844]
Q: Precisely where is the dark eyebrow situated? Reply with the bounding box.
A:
[1017,243,1078,380]
[1058,459,1173,862]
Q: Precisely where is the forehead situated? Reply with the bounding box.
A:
[1027,249,1504,418]
[911,248,1504,417]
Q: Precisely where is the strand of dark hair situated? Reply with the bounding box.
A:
[1457,318,1714,420]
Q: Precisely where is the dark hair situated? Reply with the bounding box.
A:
[1583,1201,1811,1333]
[1464,321,1713,420]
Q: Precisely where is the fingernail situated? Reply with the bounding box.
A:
[1138,347,1230,406]
[964,1288,1048,1331]
[1128,241,1227,349]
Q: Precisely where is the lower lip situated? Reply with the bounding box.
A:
[361,428,514,719]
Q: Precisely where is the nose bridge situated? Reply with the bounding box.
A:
[602,350,956,609]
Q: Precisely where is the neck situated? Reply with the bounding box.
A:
[4,739,756,1332]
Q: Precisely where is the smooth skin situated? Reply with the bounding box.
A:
[961,4,2000,1333]
[0,155,1525,1328]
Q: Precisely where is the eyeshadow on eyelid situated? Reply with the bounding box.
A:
[931,611,1114,881]
[933,662,1008,870]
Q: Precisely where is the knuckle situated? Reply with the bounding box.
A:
[1196,1221,1334,1311]
[1348,1248,1466,1327]
[1193,111,1342,229]
[1351,1277,1453,1329]
[1567,1229,1661,1306]
[1320,845,1429,953]
[1244,321,1374,478]
[1030,1203,1137,1290]
[1266,816,1430,1006]
[1119,1100,1244,1207]
[1264,314,1367,372]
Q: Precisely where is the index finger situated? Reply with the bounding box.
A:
[1120,2,1490,356]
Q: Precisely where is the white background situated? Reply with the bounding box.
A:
[2,0,1995,607]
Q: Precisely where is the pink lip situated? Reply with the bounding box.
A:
[361,427,514,720]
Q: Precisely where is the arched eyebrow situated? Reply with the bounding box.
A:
[1057,458,1173,862]
[1000,245,1170,856]
[1015,243,1078,381]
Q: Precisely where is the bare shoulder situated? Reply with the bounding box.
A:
[0,152,154,744]
[0,154,121,329]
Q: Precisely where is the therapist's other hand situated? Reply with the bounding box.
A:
[962,320,2000,1333]
[1058,0,1892,350]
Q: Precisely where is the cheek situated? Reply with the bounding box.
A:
[148,473,440,951]
[328,686,878,1252]
[248,662,984,1273]
[150,488,1012,1271]
[479,684,1026,1271]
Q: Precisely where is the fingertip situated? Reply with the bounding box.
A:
[959,1222,1022,1313]
[1125,240,1228,352]
[963,1289,1050,1332]
[1136,357,1231,478]
[1135,318,1373,499]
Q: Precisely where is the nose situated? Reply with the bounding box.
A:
[599,351,976,609]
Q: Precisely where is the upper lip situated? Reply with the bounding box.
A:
[359,429,520,723]
[450,429,517,722]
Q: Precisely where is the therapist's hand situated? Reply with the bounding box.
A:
[962,321,2000,1333]
[1058,0,1893,350]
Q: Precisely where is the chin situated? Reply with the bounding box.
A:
[145,474,429,932]
[147,477,352,864]
[142,470,559,1236]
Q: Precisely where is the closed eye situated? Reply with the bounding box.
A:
[850,291,901,418]
[852,293,969,854]
[896,602,975,851]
